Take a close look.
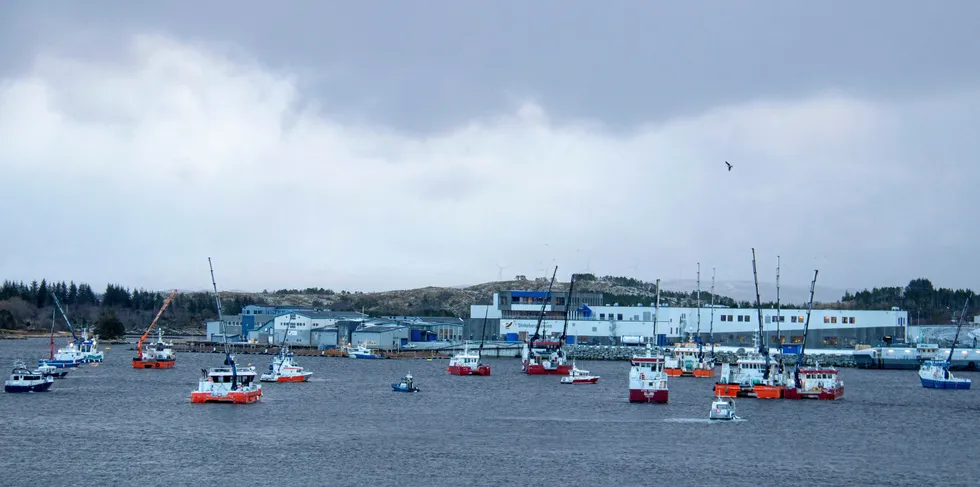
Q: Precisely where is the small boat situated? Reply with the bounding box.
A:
[349,345,380,359]
[4,361,55,393]
[709,397,740,420]
[392,372,420,392]
[133,291,178,369]
[560,362,600,384]
[919,360,972,390]
[447,343,491,376]
[35,364,69,379]
[260,345,313,382]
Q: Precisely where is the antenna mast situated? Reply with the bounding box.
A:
[775,255,781,345]
[751,248,770,381]
[709,268,716,358]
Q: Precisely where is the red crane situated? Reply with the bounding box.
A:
[135,289,178,362]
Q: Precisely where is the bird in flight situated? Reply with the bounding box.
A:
[725,161,733,171]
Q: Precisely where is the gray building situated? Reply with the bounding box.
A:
[352,324,410,349]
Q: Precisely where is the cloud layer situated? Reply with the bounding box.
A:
[1,34,977,294]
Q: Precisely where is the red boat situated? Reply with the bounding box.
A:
[447,344,491,376]
[560,362,599,384]
[782,365,844,400]
[522,341,572,375]
[629,345,669,403]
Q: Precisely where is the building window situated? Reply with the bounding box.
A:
[721,315,727,322]
[592,326,597,332]
[616,314,623,320]
[743,315,750,322]
[798,316,804,323]
[831,317,837,324]
[791,316,798,323]
[849,317,855,324]
[824,316,830,323]
[737,315,744,322]
[599,313,605,320]
[765,316,771,323]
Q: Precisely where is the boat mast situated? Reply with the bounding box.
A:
[559,274,576,347]
[775,256,781,345]
[794,270,819,388]
[49,307,56,360]
[750,248,770,380]
[477,295,491,362]
[653,278,661,348]
[529,266,558,350]
[709,268,716,359]
[696,263,704,362]
[944,295,972,365]
[209,257,237,390]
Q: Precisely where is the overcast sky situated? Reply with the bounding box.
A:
[1,1,979,297]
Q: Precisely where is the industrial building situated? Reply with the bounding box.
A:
[351,324,411,348]
[469,290,910,349]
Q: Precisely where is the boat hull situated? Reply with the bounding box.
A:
[190,389,262,404]
[629,388,668,403]
[714,383,741,397]
[783,385,845,400]
[920,377,971,390]
[260,373,312,383]
[132,358,176,369]
[447,365,491,376]
[351,354,379,359]
[561,377,599,384]
[524,363,572,375]
[752,384,784,399]
[666,367,714,378]
[4,381,54,393]
[391,384,418,392]
[37,360,80,369]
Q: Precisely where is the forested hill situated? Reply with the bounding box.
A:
[0,276,974,336]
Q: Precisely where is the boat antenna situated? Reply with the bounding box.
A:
[696,263,703,363]
[751,248,770,381]
[775,255,782,345]
[49,306,56,360]
[709,268,716,359]
[209,257,237,390]
[477,294,490,362]
[653,278,661,350]
[559,274,576,348]
[529,266,558,350]
[945,295,972,367]
[793,270,819,388]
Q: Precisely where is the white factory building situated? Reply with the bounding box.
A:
[469,290,909,348]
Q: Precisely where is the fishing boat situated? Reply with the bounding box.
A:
[392,372,420,392]
[918,296,972,390]
[349,344,380,359]
[629,280,669,403]
[133,290,178,369]
[521,267,572,375]
[665,264,714,378]
[38,295,99,368]
[4,361,54,393]
[560,362,599,384]
[782,270,845,400]
[448,297,492,376]
[709,397,740,421]
[190,258,262,404]
[447,343,491,376]
[35,364,69,379]
[713,249,787,399]
[260,345,313,382]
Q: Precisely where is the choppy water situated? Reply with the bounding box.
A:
[2,338,978,487]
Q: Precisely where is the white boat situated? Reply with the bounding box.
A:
[560,362,599,384]
[191,361,262,403]
[260,346,313,382]
[709,397,740,420]
[4,361,54,393]
[447,343,491,376]
[628,344,669,403]
[348,344,380,359]
[35,364,69,379]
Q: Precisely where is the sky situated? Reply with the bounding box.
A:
[1,1,979,299]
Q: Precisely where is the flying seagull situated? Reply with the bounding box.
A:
[725,161,733,171]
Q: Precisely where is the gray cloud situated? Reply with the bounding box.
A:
[1,3,978,295]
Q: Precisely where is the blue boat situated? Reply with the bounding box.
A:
[919,360,971,389]
[391,372,419,392]
[349,345,380,359]
[4,362,55,393]
[918,297,973,390]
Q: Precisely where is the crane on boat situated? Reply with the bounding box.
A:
[750,248,770,382]
[528,266,558,350]
[135,289,178,362]
[791,270,819,389]
[209,257,238,389]
[51,294,81,345]
[558,274,576,347]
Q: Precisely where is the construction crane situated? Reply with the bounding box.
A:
[136,289,178,361]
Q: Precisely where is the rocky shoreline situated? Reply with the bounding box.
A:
[564,345,857,368]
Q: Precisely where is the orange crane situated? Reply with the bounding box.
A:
[132,289,179,369]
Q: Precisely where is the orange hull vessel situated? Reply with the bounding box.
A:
[190,389,262,404]
[714,383,740,397]
[692,368,714,378]
[753,384,784,399]
[273,374,309,383]
[132,358,176,369]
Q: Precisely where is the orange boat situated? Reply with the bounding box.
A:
[191,362,262,404]
[664,340,715,378]
[133,289,178,369]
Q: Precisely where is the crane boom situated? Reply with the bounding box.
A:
[137,289,178,360]
[51,294,80,343]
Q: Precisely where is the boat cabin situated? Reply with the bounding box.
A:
[794,367,840,391]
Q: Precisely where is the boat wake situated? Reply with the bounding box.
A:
[489,416,660,424]
[663,418,747,423]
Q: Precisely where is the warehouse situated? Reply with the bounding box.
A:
[351,324,411,349]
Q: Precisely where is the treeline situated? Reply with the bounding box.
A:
[0,279,268,333]
[842,278,976,323]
